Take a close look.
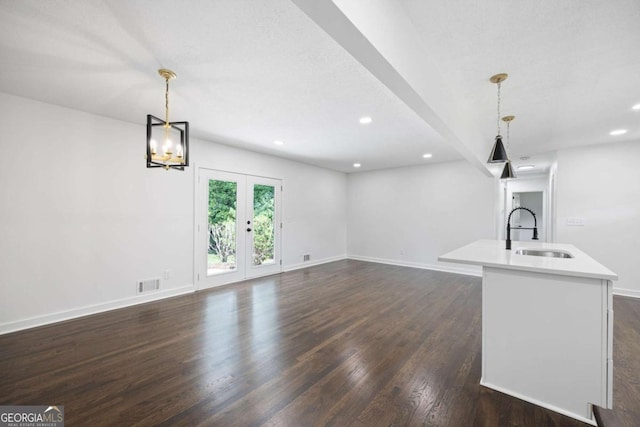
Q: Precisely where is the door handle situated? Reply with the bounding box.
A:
[247,228,252,232]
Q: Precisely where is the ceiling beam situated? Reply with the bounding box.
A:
[292,0,492,176]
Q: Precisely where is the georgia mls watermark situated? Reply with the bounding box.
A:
[0,406,64,427]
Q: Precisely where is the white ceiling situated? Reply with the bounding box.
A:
[397,0,640,165]
[0,0,638,174]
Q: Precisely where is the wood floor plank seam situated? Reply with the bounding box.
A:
[1,260,638,426]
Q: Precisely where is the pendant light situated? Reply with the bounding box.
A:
[500,115,516,179]
[487,73,509,163]
[146,69,190,171]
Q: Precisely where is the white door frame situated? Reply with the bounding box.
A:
[244,174,282,280]
[499,174,551,243]
[195,167,283,290]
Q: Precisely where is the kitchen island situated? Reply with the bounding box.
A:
[439,239,617,425]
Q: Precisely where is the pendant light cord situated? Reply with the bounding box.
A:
[506,120,510,156]
[496,81,502,135]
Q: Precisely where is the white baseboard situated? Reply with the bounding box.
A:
[3,254,351,335]
[347,254,482,277]
[0,285,196,335]
[480,380,596,426]
[613,287,640,299]
[284,254,347,272]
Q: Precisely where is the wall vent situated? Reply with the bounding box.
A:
[303,254,311,262]
[137,278,160,294]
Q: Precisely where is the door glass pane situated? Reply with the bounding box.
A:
[252,184,275,266]
[207,179,237,276]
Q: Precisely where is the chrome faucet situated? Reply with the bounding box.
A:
[506,207,539,250]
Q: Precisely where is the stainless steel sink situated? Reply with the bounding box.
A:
[514,248,574,258]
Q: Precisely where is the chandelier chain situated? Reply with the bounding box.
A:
[164,77,170,126]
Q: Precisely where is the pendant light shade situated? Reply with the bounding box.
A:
[487,135,508,163]
[499,115,516,180]
[500,160,516,180]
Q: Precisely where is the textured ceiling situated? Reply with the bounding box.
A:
[0,0,460,173]
[0,0,638,174]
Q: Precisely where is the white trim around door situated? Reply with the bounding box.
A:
[196,168,282,290]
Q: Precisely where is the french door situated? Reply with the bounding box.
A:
[198,169,282,289]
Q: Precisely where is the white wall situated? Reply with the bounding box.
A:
[556,140,640,297]
[193,140,348,269]
[0,92,347,333]
[5,89,636,335]
[347,160,495,275]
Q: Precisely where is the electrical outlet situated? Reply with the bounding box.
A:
[163,270,171,280]
[566,217,586,226]
[303,254,310,262]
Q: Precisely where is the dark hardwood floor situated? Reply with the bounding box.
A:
[0,260,638,426]
[593,295,640,427]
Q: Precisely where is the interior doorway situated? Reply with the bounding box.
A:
[498,174,553,243]
[197,169,282,289]
[510,191,544,242]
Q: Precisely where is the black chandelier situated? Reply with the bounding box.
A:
[146,69,189,171]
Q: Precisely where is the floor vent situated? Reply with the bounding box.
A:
[137,278,160,294]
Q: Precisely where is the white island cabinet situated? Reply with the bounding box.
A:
[439,239,617,426]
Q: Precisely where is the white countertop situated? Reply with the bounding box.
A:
[439,239,617,281]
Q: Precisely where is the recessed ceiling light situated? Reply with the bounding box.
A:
[422,153,433,159]
[517,165,535,170]
[359,117,372,124]
[353,163,361,168]
[609,129,627,136]
[632,103,640,111]
[273,140,284,146]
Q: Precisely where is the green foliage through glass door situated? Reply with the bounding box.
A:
[252,184,275,265]
[207,180,237,274]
